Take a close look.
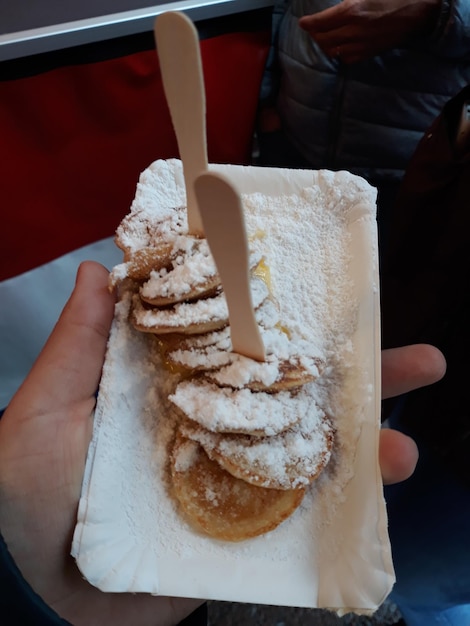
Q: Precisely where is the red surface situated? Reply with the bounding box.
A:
[0,31,269,280]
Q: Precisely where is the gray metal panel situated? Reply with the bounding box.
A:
[0,0,273,61]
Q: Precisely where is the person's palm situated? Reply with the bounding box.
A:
[0,261,445,625]
[0,262,201,626]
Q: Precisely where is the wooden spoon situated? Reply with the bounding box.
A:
[194,171,266,361]
[154,12,207,236]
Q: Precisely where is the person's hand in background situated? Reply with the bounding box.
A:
[380,344,446,484]
[299,0,441,64]
[0,261,445,624]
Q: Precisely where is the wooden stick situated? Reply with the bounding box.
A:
[194,171,266,361]
[154,12,207,236]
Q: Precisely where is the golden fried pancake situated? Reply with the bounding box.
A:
[139,237,221,306]
[171,432,305,541]
[203,357,319,392]
[169,380,311,436]
[180,402,334,490]
[114,204,188,255]
[130,277,269,336]
[140,277,220,306]
[159,298,280,356]
[138,239,264,307]
[166,323,324,392]
[130,292,228,335]
[109,244,175,289]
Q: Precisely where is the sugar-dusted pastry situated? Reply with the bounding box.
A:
[165,322,324,392]
[179,404,334,490]
[130,275,269,336]
[171,431,305,542]
[138,236,263,307]
[170,381,311,436]
[106,165,338,540]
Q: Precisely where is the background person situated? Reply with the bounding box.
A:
[257,0,470,252]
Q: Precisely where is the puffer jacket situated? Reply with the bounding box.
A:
[263,0,470,187]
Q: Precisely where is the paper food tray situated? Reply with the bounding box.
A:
[72,159,392,613]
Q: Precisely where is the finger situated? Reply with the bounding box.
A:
[307,24,357,48]
[379,428,418,485]
[317,39,368,63]
[309,29,348,58]
[314,34,374,61]
[381,344,446,400]
[305,23,384,63]
[11,261,115,416]
[298,5,347,34]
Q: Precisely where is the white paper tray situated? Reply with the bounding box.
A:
[72,159,392,613]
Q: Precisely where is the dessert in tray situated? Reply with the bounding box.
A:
[108,167,335,542]
[72,159,391,610]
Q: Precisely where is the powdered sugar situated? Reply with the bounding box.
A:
[172,436,199,472]
[181,397,332,489]
[115,178,186,254]
[241,187,355,349]
[138,234,263,302]
[142,236,217,299]
[168,324,323,388]
[165,298,280,353]
[132,276,268,330]
[171,380,320,435]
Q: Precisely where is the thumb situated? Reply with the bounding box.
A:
[8,261,115,419]
[380,428,418,485]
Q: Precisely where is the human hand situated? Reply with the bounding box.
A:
[0,261,202,626]
[380,344,446,484]
[299,0,441,64]
[0,261,445,624]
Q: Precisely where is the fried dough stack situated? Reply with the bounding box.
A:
[110,205,334,541]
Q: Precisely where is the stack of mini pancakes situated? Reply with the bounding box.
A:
[110,206,334,541]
